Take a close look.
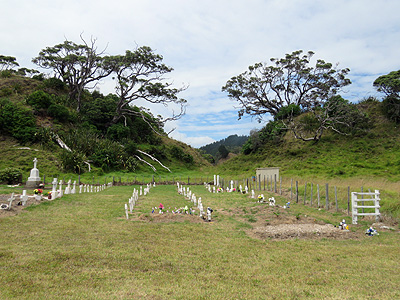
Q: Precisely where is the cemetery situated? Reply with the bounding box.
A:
[0,13,400,296]
[2,159,395,241]
[0,152,399,299]
[0,64,399,298]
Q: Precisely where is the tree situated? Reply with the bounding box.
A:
[374,70,400,123]
[218,145,229,159]
[373,70,400,98]
[288,96,369,141]
[222,50,352,141]
[32,36,112,112]
[0,55,19,71]
[106,46,187,134]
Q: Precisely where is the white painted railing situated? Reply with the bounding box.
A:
[351,190,380,224]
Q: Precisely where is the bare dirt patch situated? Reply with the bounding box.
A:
[0,193,45,218]
[220,204,363,240]
[127,212,207,223]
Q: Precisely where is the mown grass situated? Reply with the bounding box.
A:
[0,185,399,299]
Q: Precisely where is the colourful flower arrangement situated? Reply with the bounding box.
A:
[34,189,43,195]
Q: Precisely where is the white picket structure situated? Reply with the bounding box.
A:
[351,190,380,224]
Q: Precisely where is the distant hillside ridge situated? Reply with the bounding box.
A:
[200,134,249,158]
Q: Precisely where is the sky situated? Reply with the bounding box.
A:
[1,0,400,147]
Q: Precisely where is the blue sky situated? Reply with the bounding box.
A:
[2,0,400,147]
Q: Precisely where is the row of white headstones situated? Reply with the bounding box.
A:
[125,183,153,219]
[177,182,212,221]
[49,179,113,199]
[2,179,113,210]
[204,181,277,206]
[124,182,213,221]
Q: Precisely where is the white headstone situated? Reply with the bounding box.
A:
[51,178,58,199]
[65,180,71,195]
[125,203,129,219]
[20,190,29,206]
[26,158,41,188]
[58,180,63,198]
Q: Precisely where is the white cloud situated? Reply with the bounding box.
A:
[169,130,216,148]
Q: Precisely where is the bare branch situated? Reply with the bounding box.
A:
[137,150,171,172]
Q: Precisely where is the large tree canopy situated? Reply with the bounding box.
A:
[373,70,400,98]
[106,46,186,133]
[374,70,400,123]
[222,50,353,141]
[32,37,112,112]
[0,55,19,71]
[222,50,351,119]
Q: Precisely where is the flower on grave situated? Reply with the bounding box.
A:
[34,189,43,195]
[257,195,264,202]
[217,187,223,193]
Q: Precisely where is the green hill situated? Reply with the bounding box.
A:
[0,73,210,179]
[213,100,400,180]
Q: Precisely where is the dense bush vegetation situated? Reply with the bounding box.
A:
[382,95,400,123]
[0,98,37,143]
[0,167,23,184]
[26,90,53,109]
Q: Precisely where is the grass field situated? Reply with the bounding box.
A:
[0,184,399,299]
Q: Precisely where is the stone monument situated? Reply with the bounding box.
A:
[26,158,41,188]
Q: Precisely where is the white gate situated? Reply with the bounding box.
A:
[351,190,380,224]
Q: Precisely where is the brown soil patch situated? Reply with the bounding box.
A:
[127,212,207,223]
[220,204,363,240]
[0,193,45,218]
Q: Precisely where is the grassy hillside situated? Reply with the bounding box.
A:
[216,100,400,181]
[0,74,211,179]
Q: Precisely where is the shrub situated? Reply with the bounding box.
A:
[125,141,138,156]
[106,123,130,141]
[0,167,23,184]
[275,104,301,120]
[32,73,45,81]
[170,145,194,164]
[0,99,37,143]
[0,70,13,78]
[61,150,87,174]
[382,96,400,123]
[43,77,66,91]
[26,90,53,109]
[47,104,70,122]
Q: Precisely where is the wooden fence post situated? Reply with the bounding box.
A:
[296,181,299,203]
[280,177,282,195]
[335,186,338,212]
[290,179,293,200]
[317,184,320,207]
[325,183,329,210]
[274,174,277,193]
[310,183,313,206]
[347,186,350,215]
